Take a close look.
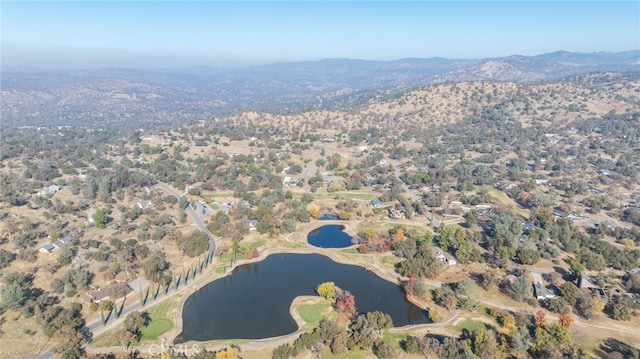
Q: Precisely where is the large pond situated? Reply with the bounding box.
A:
[177,253,429,342]
[307,225,354,248]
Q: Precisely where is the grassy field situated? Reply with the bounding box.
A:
[381,255,401,267]
[477,185,529,217]
[455,318,488,333]
[90,299,177,347]
[218,239,267,264]
[380,331,411,348]
[298,301,335,331]
[138,299,177,342]
[201,192,234,198]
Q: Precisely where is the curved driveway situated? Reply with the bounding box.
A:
[155,182,217,255]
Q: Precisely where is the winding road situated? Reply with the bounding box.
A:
[36,181,218,359]
[155,182,217,255]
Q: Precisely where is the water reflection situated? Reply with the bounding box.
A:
[178,253,429,342]
[307,225,353,248]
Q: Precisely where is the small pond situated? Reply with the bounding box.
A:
[307,224,353,248]
[319,214,339,220]
[177,253,429,342]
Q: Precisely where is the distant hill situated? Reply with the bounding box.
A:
[222,72,640,139]
[1,50,639,128]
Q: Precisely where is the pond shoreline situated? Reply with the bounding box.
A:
[170,244,428,346]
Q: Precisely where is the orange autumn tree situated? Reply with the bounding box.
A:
[558,313,574,328]
[535,310,546,327]
[335,291,357,320]
[393,228,406,242]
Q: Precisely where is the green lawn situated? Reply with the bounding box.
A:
[381,331,410,346]
[381,255,401,267]
[477,186,529,217]
[456,318,487,333]
[90,299,177,347]
[248,239,266,248]
[139,299,177,342]
[201,192,234,198]
[218,239,266,264]
[298,301,332,330]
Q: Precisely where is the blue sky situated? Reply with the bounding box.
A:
[2,1,639,68]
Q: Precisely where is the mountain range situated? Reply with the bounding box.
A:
[1,50,639,128]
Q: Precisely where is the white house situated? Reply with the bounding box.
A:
[534,282,557,300]
[39,243,55,253]
[241,217,259,231]
[40,185,60,196]
[431,248,458,266]
[136,200,153,209]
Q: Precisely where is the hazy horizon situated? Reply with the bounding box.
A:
[2,1,639,70]
[2,48,640,72]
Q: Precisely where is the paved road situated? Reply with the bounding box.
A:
[155,182,217,255]
[393,167,441,227]
[36,181,220,359]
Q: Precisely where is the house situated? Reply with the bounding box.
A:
[553,209,569,218]
[213,198,236,215]
[84,283,131,303]
[370,199,384,208]
[185,182,203,192]
[534,282,557,300]
[52,236,74,249]
[84,288,111,303]
[431,248,458,266]
[475,205,492,215]
[87,208,97,224]
[40,185,60,196]
[388,207,403,219]
[137,199,153,209]
[609,286,629,299]
[581,287,608,302]
[579,275,599,289]
[523,223,535,232]
[596,221,619,229]
[535,179,549,185]
[39,243,55,253]
[598,169,610,176]
[241,217,259,231]
[283,176,292,186]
